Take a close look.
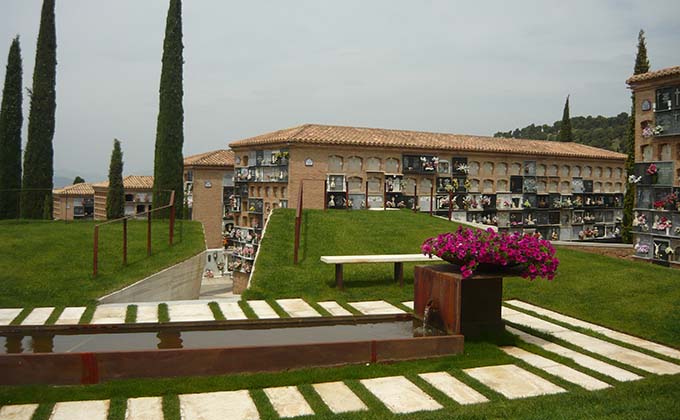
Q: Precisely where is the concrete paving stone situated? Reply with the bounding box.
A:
[500,346,610,391]
[179,390,259,420]
[246,300,279,319]
[0,404,38,420]
[502,307,567,334]
[360,375,443,414]
[20,307,54,325]
[418,372,489,405]
[134,304,159,324]
[402,301,414,310]
[464,364,566,399]
[0,308,23,326]
[312,381,368,414]
[167,301,215,322]
[348,300,406,315]
[275,298,321,318]
[217,301,247,320]
[50,400,109,420]
[91,305,127,324]
[505,300,604,331]
[506,326,642,382]
[126,396,163,420]
[263,386,314,418]
[317,301,352,316]
[55,307,87,325]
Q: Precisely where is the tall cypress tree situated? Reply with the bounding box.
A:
[21,0,57,219]
[106,139,125,219]
[152,0,184,217]
[622,29,650,243]
[0,36,23,219]
[558,95,573,142]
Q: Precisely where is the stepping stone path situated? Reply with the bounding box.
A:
[506,300,680,361]
[0,404,38,420]
[312,381,368,414]
[348,300,405,315]
[275,298,321,318]
[402,301,414,310]
[167,301,214,322]
[317,301,352,316]
[360,376,442,414]
[126,396,163,420]
[247,300,279,319]
[20,307,54,325]
[55,307,86,325]
[135,304,159,324]
[502,307,680,376]
[50,400,109,420]
[0,308,22,326]
[263,386,315,418]
[179,390,259,420]
[91,305,127,324]
[506,326,642,382]
[418,372,489,405]
[500,346,610,390]
[464,364,566,399]
[217,301,247,320]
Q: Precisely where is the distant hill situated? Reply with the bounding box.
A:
[494,112,629,153]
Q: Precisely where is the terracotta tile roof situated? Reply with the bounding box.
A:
[184,149,234,167]
[53,183,94,196]
[626,65,680,84]
[93,175,154,190]
[229,124,627,161]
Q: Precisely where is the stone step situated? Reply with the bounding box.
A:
[263,386,314,418]
[312,381,368,414]
[55,307,86,325]
[20,307,55,326]
[246,300,279,319]
[505,300,680,361]
[0,308,22,326]
[179,390,259,420]
[418,372,489,405]
[217,301,247,320]
[50,400,109,420]
[348,300,405,315]
[317,301,352,316]
[90,305,127,324]
[464,364,566,399]
[360,375,442,414]
[135,304,159,324]
[167,301,214,322]
[125,397,163,420]
[0,404,38,420]
[402,301,414,310]
[275,298,321,318]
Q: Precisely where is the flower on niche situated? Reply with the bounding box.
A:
[646,164,658,175]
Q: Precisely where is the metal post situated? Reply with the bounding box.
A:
[448,191,453,221]
[345,181,349,210]
[169,190,176,246]
[147,210,152,256]
[430,185,434,215]
[294,181,303,264]
[93,226,99,277]
[123,218,128,265]
[383,181,386,210]
[413,184,418,212]
[323,180,327,210]
[364,181,369,209]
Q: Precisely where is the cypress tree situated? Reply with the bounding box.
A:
[106,139,125,219]
[21,0,57,219]
[72,176,85,184]
[558,95,573,142]
[152,0,184,218]
[622,29,650,243]
[0,36,23,219]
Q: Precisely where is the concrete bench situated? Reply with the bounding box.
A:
[320,254,442,289]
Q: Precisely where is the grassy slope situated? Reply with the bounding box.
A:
[0,220,204,307]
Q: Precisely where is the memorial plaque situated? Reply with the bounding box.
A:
[572,178,584,193]
[349,194,364,210]
[655,110,680,136]
[523,177,537,193]
[656,162,674,186]
[523,161,536,176]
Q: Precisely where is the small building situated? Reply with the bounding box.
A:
[92,175,154,220]
[183,149,235,248]
[52,183,95,220]
[626,65,680,266]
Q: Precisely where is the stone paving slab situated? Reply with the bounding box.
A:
[464,364,566,399]
[55,307,86,325]
[167,301,215,322]
[247,300,279,319]
[135,304,159,324]
[275,298,321,318]
[179,390,259,420]
[506,326,642,382]
[0,404,38,420]
[312,381,368,414]
[317,301,352,316]
[91,305,127,324]
[0,308,22,326]
[418,372,489,405]
[348,300,405,315]
[402,301,414,310]
[263,386,314,418]
[360,376,442,414]
[503,308,680,375]
[217,301,247,320]
[505,300,680,360]
[20,307,54,325]
[500,346,610,391]
[50,400,109,420]
[126,396,163,420]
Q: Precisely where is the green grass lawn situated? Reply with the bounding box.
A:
[0,219,204,307]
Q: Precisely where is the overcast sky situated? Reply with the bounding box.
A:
[1,0,678,185]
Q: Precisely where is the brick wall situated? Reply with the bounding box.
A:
[191,168,226,248]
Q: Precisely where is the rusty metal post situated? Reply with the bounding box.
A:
[448,191,453,221]
[323,180,327,210]
[169,190,176,246]
[383,181,387,210]
[147,210,152,256]
[364,181,369,209]
[430,185,434,215]
[413,184,418,212]
[123,218,128,265]
[93,226,99,277]
[345,181,349,210]
[294,182,303,264]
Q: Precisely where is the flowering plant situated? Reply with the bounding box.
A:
[634,242,649,254]
[653,125,664,136]
[422,227,559,280]
[455,163,470,174]
[642,125,654,138]
[646,164,658,175]
[628,175,642,184]
[653,216,672,230]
